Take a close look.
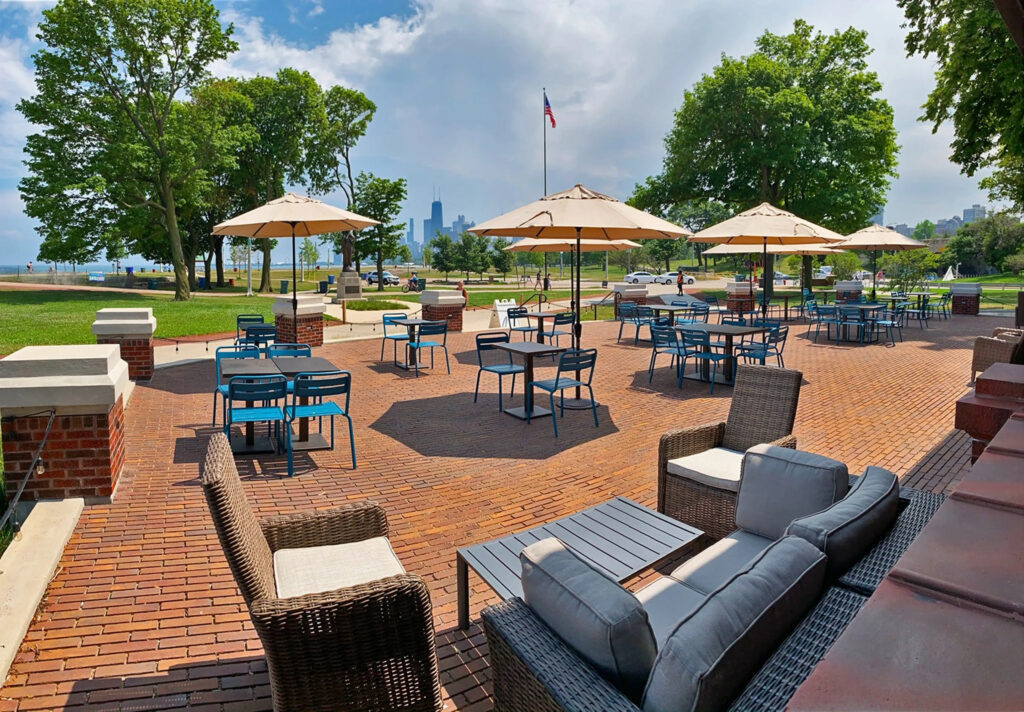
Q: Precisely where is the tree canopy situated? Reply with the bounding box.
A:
[351,172,407,290]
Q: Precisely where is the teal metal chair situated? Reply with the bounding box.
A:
[649,324,688,387]
[240,324,277,356]
[224,375,289,458]
[235,314,265,343]
[474,332,524,411]
[680,330,731,394]
[408,320,450,377]
[288,371,356,472]
[380,313,409,363]
[212,344,259,426]
[507,307,538,341]
[617,302,638,342]
[268,343,311,358]
[527,349,599,437]
[540,312,575,347]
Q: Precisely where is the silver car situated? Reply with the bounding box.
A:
[624,271,657,284]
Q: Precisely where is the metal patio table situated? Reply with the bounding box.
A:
[494,341,565,420]
[219,359,284,454]
[391,318,434,370]
[456,496,703,629]
[675,322,768,384]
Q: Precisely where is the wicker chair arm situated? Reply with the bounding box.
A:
[259,500,388,551]
[481,599,640,712]
[972,335,1019,379]
[767,434,797,449]
[657,422,725,511]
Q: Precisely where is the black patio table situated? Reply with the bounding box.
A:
[675,322,767,384]
[391,318,434,370]
[219,359,283,454]
[494,341,565,420]
[456,496,703,629]
[649,303,691,319]
[272,356,339,451]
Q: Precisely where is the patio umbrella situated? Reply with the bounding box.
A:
[835,224,928,300]
[689,202,846,315]
[212,192,378,324]
[471,184,689,352]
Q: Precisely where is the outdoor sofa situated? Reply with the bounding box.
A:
[483,445,941,712]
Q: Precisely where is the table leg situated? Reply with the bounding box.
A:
[536,317,545,343]
[524,354,535,413]
[457,555,470,630]
[723,334,734,382]
[407,325,418,367]
[783,296,790,321]
[299,394,309,440]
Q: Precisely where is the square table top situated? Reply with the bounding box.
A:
[271,356,339,378]
[219,359,282,380]
[495,341,566,357]
[838,304,886,311]
[676,323,768,337]
[392,318,434,326]
[649,304,692,312]
[457,497,702,602]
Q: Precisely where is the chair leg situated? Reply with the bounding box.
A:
[380,337,385,361]
[444,346,451,374]
[510,372,516,397]
[212,391,218,426]
[345,414,356,469]
[413,348,419,377]
[497,374,503,412]
[709,361,717,395]
[550,392,558,437]
[286,421,294,477]
[588,386,599,427]
[648,351,657,382]
[474,370,482,403]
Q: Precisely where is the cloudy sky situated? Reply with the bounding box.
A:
[0,0,1000,264]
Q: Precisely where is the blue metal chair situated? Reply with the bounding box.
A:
[474,332,525,410]
[224,375,288,458]
[528,349,599,437]
[507,307,538,341]
[679,330,731,394]
[837,306,867,344]
[738,325,789,366]
[932,292,951,320]
[616,302,638,342]
[874,303,907,345]
[703,295,721,322]
[408,320,450,376]
[235,314,265,343]
[240,324,277,356]
[288,371,356,472]
[380,313,409,363]
[268,343,311,358]
[649,324,688,387]
[212,345,259,426]
[541,312,575,347]
[812,305,840,343]
[906,296,931,329]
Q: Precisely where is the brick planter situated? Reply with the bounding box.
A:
[612,286,647,317]
[953,295,980,315]
[420,290,466,332]
[92,308,156,381]
[725,297,756,313]
[272,294,326,346]
[96,337,153,380]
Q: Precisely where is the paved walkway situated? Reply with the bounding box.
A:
[0,315,986,711]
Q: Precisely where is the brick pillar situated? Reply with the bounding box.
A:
[0,345,129,502]
[92,308,156,381]
[272,294,326,347]
[420,290,466,332]
[951,284,982,315]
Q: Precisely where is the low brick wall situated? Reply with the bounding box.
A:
[836,290,862,303]
[725,297,756,313]
[953,295,980,315]
[614,294,647,317]
[0,397,125,501]
[275,313,324,346]
[422,303,464,332]
[96,336,153,380]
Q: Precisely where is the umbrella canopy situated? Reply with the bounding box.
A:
[212,192,379,237]
[688,202,846,245]
[835,224,928,252]
[702,242,848,256]
[504,237,641,253]
[469,184,691,240]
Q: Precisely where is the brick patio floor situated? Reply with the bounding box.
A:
[0,315,989,711]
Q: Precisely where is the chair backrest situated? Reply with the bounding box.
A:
[228,375,287,404]
[681,329,712,349]
[199,433,275,605]
[267,343,311,358]
[721,365,803,452]
[293,371,351,409]
[635,306,654,320]
[773,325,790,351]
[704,296,719,306]
[839,305,863,321]
[557,348,597,385]
[236,314,265,340]
[507,307,528,326]
[476,331,512,367]
[553,312,575,326]
[670,299,690,307]
[244,324,277,346]
[619,302,638,319]
[382,312,407,336]
[651,324,679,349]
[216,345,259,380]
[817,305,838,318]
[690,304,710,322]
[722,318,746,327]
[417,320,448,338]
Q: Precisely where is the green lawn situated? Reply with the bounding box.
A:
[344,298,409,311]
[0,289,285,355]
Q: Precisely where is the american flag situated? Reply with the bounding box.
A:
[544,93,556,128]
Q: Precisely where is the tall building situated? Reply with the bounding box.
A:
[431,199,443,234]
[889,223,912,237]
[963,204,986,224]
[452,214,475,236]
[422,218,433,243]
[869,209,884,225]
[934,215,963,236]
[406,219,415,246]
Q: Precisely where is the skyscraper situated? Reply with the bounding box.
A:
[963,204,986,224]
[869,209,884,225]
[431,199,443,234]
[407,219,415,246]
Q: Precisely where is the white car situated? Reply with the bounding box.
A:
[624,271,658,284]
[656,272,695,285]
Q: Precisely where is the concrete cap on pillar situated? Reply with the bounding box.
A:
[91,307,157,337]
[951,283,983,295]
[419,290,465,306]
[0,345,129,415]
[272,294,326,317]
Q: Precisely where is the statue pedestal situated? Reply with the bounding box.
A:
[333,271,363,304]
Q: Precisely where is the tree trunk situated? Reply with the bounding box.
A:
[160,177,191,301]
[214,236,225,287]
[376,251,384,291]
[258,241,272,292]
[764,254,774,301]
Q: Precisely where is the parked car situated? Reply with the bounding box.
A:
[366,270,400,286]
[656,272,695,285]
[852,270,872,281]
[624,271,658,284]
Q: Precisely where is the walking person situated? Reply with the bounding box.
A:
[543,273,551,291]
[676,267,684,296]
[534,270,542,289]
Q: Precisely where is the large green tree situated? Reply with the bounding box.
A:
[634,20,898,294]
[428,232,455,279]
[490,238,514,280]
[351,172,407,291]
[454,232,491,279]
[19,0,240,300]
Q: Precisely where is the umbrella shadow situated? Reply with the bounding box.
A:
[370,392,618,459]
[172,423,318,481]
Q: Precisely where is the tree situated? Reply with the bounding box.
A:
[428,233,455,280]
[824,251,862,280]
[491,239,514,280]
[351,172,407,291]
[912,220,936,240]
[454,232,490,279]
[880,249,939,295]
[299,238,319,281]
[18,0,241,300]
[958,213,1024,271]
[633,20,898,296]
[943,231,984,274]
[642,238,681,273]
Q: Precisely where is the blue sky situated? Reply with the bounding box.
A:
[0,0,1001,265]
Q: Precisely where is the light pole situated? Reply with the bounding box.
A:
[246,237,253,296]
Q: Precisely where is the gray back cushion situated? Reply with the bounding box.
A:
[520,537,657,703]
[642,536,826,712]
[735,444,849,540]
[786,466,899,580]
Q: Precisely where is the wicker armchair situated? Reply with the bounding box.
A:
[199,433,442,712]
[971,327,1024,382]
[658,364,802,538]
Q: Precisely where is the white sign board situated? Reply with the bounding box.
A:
[494,298,517,327]
[88,271,105,283]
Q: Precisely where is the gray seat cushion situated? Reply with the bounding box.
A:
[520,537,657,703]
[635,577,706,649]
[786,465,900,580]
[735,444,849,540]
[641,536,826,712]
[273,536,405,599]
[665,447,744,492]
[668,529,774,596]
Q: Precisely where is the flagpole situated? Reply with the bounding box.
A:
[542,88,548,291]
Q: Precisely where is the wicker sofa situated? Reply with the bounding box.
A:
[483,447,941,712]
[658,364,802,538]
[971,326,1024,382]
[198,433,442,712]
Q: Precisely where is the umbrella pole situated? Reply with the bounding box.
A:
[563,226,597,410]
[872,250,877,301]
[291,224,298,327]
[761,239,768,318]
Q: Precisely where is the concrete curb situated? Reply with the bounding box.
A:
[0,498,84,684]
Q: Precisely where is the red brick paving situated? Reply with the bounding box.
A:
[0,315,991,710]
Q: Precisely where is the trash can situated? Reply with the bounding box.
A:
[125,266,134,275]
[147,279,157,290]
[229,278,234,287]
[280,280,289,294]
[318,280,328,294]
[328,274,335,285]
[198,276,206,288]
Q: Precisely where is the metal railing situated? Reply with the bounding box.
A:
[518,292,549,311]
[0,409,56,540]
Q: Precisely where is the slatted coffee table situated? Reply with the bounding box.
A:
[456,497,703,629]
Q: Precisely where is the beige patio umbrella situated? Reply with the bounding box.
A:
[213,192,379,323]
[836,224,928,300]
[701,243,848,256]
[689,202,846,314]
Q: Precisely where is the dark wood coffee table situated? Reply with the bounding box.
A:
[455,497,703,629]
